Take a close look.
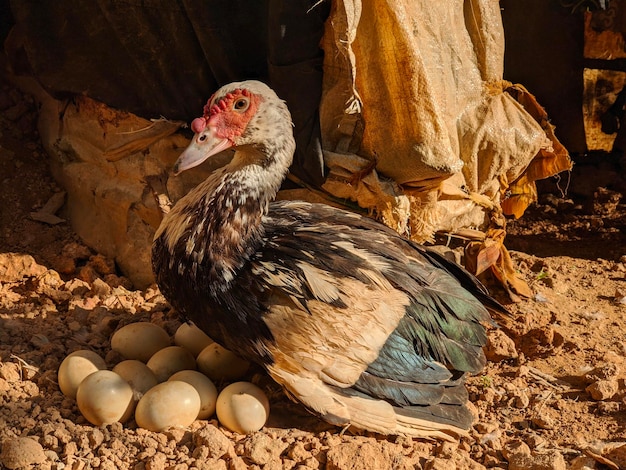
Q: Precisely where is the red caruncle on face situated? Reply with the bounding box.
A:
[191,88,261,143]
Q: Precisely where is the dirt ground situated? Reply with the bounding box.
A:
[1,78,626,470]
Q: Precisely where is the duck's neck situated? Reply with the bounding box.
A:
[155,145,291,295]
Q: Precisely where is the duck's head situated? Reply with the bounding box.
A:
[174,80,295,175]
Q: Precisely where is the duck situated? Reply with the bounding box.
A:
[152,80,507,440]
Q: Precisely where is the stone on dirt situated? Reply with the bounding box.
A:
[503,440,566,470]
[485,329,519,362]
[192,424,234,460]
[0,436,47,469]
[0,253,47,282]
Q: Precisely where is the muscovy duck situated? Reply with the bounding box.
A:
[152,80,507,440]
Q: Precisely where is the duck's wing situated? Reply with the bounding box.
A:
[234,200,502,438]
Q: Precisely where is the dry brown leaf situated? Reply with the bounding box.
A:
[500,83,573,219]
[463,228,532,300]
[584,448,620,470]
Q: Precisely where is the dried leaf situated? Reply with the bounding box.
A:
[475,243,501,276]
[584,448,620,470]
[30,211,65,225]
[463,228,532,301]
[492,242,533,299]
[501,83,573,218]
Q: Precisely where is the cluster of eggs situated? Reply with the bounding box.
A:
[57,322,270,434]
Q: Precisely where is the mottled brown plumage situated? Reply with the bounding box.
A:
[152,80,507,440]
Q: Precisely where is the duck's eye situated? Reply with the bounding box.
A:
[233,98,249,112]
[198,134,207,142]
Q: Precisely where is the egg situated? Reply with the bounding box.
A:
[135,381,201,431]
[216,382,270,434]
[76,370,135,425]
[58,349,107,399]
[196,343,249,381]
[112,360,158,400]
[110,322,170,362]
[169,370,218,419]
[174,322,213,357]
[146,346,196,382]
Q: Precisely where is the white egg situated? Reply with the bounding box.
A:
[112,360,158,400]
[58,350,107,399]
[146,346,196,382]
[110,322,170,362]
[196,343,249,381]
[216,382,270,434]
[169,370,218,419]
[174,322,213,357]
[135,381,201,432]
[76,370,134,426]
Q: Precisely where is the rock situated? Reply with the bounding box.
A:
[326,442,393,470]
[65,278,91,296]
[192,425,233,460]
[0,437,47,469]
[104,273,133,289]
[144,452,166,470]
[62,242,92,261]
[525,434,546,449]
[88,254,116,276]
[243,433,289,466]
[505,448,566,470]
[43,449,61,465]
[531,327,556,347]
[0,363,21,382]
[192,458,227,470]
[435,440,459,458]
[88,428,105,448]
[78,265,100,284]
[424,457,456,470]
[512,391,530,409]
[30,333,50,348]
[0,253,47,282]
[90,278,113,297]
[482,453,502,468]
[29,191,67,225]
[50,254,77,275]
[35,270,64,291]
[584,363,620,383]
[478,428,503,449]
[36,94,196,288]
[475,421,499,435]
[586,379,619,401]
[597,401,620,414]
[228,455,249,470]
[531,415,555,430]
[30,210,65,225]
[38,191,67,215]
[502,440,531,460]
[485,329,518,362]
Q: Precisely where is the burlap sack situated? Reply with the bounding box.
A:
[319,0,570,244]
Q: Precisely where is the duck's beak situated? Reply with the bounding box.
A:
[173,125,233,175]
